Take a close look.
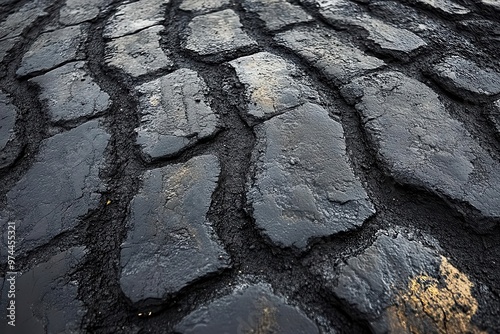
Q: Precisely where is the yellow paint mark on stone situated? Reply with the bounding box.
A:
[387,256,485,334]
[244,297,278,334]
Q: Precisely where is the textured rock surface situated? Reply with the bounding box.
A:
[29,61,111,123]
[0,37,19,62]
[342,71,500,221]
[0,0,49,41]
[135,68,219,161]
[0,120,109,258]
[411,0,470,14]
[430,55,500,99]
[249,103,374,249]
[16,25,87,76]
[243,0,313,31]
[59,0,102,25]
[120,155,229,303]
[0,247,86,334]
[275,27,385,84]
[0,91,20,169]
[105,25,173,77]
[183,9,257,56]
[229,52,319,123]
[174,284,320,334]
[103,0,168,39]
[323,231,486,333]
[481,0,500,10]
[179,0,230,13]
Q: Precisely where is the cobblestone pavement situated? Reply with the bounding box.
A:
[1,0,500,333]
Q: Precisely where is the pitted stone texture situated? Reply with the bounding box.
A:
[175,284,320,333]
[59,0,102,25]
[179,0,230,13]
[243,0,313,31]
[16,25,87,77]
[310,0,427,57]
[0,0,49,41]
[0,120,109,259]
[249,103,374,249]
[322,231,485,333]
[120,155,229,303]
[341,71,500,221]
[135,68,219,161]
[229,52,319,124]
[105,25,173,77]
[184,9,257,56]
[430,56,500,99]
[0,91,20,169]
[29,61,111,123]
[275,27,384,84]
[103,0,168,39]
[0,248,86,334]
[411,0,470,14]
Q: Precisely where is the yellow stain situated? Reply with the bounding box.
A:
[387,256,485,334]
[106,200,112,205]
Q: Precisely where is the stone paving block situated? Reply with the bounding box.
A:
[103,0,168,39]
[29,61,111,123]
[311,0,427,57]
[430,55,500,99]
[0,120,109,259]
[174,283,320,333]
[249,103,375,249]
[243,0,313,31]
[183,9,257,56]
[104,25,174,77]
[341,71,500,221]
[120,155,229,304]
[275,27,384,84]
[135,68,219,161]
[0,247,86,334]
[0,37,19,63]
[179,0,230,13]
[16,25,87,77]
[59,0,102,25]
[0,91,21,169]
[411,0,470,14]
[0,0,49,41]
[229,52,319,123]
[322,231,485,333]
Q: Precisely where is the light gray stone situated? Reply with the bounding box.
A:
[135,68,219,161]
[179,0,230,13]
[0,120,109,259]
[229,52,319,123]
[341,71,500,221]
[175,284,320,334]
[411,0,470,14]
[183,9,257,56]
[104,25,173,77]
[275,27,385,84]
[431,55,500,98]
[0,247,86,334]
[103,0,169,39]
[16,25,87,77]
[0,0,49,41]
[29,61,110,123]
[120,155,229,303]
[59,0,103,25]
[249,103,375,249]
[491,100,500,136]
[243,0,313,31]
[481,0,500,11]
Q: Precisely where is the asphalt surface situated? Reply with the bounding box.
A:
[1,0,500,333]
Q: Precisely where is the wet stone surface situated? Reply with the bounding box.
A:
[318,230,487,333]
[135,68,219,161]
[249,103,375,249]
[275,27,385,84]
[0,91,20,169]
[243,0,314,31]
[105,25,174,78]
[0,247,86,334]
[342,71,500,222]
[179,0,230,13]
[229,52,319,124]
[16,25,87,77]
[120,155,230,304]
[0,120,109,259]
[183,9,257,57]
[29,61,111,123]
[174,283,320,334]
[430,55,500,99]
[59,0,103,26]
[103,0,168,39]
